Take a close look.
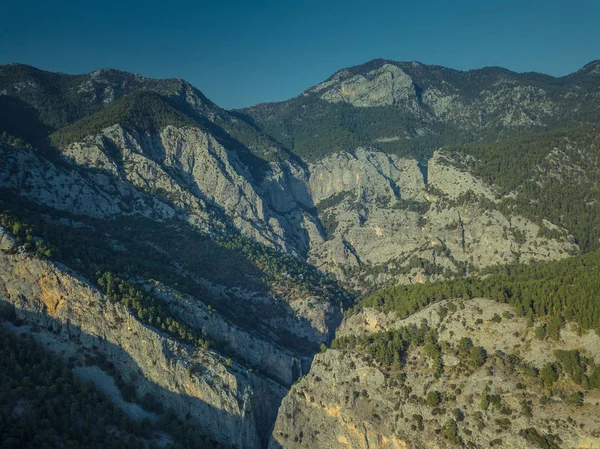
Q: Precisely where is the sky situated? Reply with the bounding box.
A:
[1,0,599,109]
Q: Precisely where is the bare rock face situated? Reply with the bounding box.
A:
[270,349,410,449]
[307,148,425,205]
[0,225,17,252]
[0,250,285,449]
[149,281,308,386]
[61,124,315,255]
[306,149,577,288]
[311,64,418,109]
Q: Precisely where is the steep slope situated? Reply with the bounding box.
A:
[443,126,600,251]
[305,147,578,289]
[242,59,600,161]
[0,322,221,449]
[271,250,600,448]
[0,247,281,448]
[0,131,344,448]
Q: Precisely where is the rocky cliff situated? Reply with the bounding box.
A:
[0,249,287,448]
[271,299,600,449]
[305,148,577,288]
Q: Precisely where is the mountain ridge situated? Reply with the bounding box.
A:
[1,58,600,449]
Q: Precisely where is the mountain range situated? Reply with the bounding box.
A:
[1,59,600,449]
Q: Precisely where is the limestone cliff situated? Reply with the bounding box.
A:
[306,149,577,288]
[0,249,287,448]
[271,299,600,449]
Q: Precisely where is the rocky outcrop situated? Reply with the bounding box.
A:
[271,299,600,449]
[61,124,317,255]
[305,149,577,287]
[310,63,419,109]
[270,348,410,449]
[1,134,577,293]
[149,281,309,386]
[0,225,17,252]
[0,249,286,448]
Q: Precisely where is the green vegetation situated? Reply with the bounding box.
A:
[0,64,183,130]
[0,324,220,449]
[244,97,470,162]
[539,363,559,388]
[0,212,53,259]
[468,346,487,368]
[426,390,442,407]
[442,419,461,445]
[213,111,292,164]
[518,428,561,449]
[447,126,600,251]
[330,321,439,372]
[356,247,600,335]
[97,272,211,349]
[0,194,349,356]
[0,96,52,149]
[50,91,198,147]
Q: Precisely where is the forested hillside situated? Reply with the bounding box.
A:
[358,246,600,335]
[243,59,600,162]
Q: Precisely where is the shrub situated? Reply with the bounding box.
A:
[426,390,442,407]
[568,391,584,406]
[490,313,502,324]
[442,419,461,444]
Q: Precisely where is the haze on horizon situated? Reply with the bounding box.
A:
[1,0,599,109]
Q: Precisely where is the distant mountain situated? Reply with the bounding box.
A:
[242,59,600,161]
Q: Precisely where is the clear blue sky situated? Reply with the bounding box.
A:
[1,0,599,109]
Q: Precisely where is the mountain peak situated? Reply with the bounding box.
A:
[307,60,416,108]
[579,59,600,75]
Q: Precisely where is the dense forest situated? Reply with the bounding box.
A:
[0,64,185,130]
[50,91,199,147]
[242,97,472,162]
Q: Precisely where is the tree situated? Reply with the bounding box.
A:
[442,419,461,444]
[568,391,584,406]
[540,363,559,388]
[480,392,490,411]
[590,366,600,389]
[426,390,441,407]
[547,315,564,340]
[534,324,547,340]
[469,346,487,367]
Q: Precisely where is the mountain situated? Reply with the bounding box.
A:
[0,59,600,448]
[271,249,600,448]
[0,63,286,165]
[242,59,600,161]
[0,63,349,448]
